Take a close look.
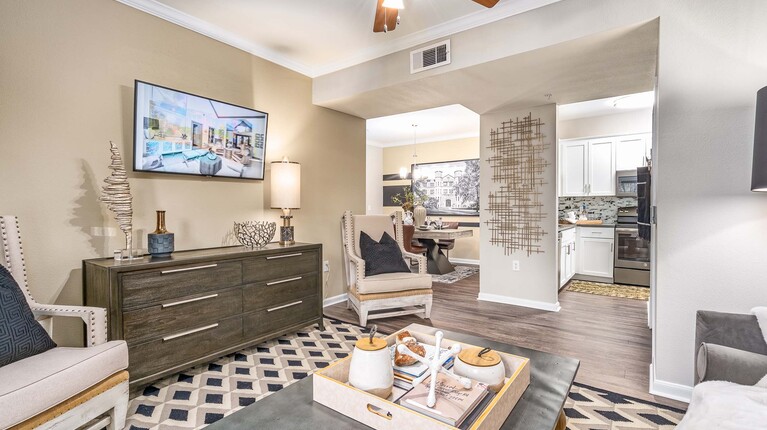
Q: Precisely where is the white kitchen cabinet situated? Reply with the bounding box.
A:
[559,133,652,197]
[559,242,567,288]
[576,227,614,279]
[558,138,614,196]
[616,134,650,170]
[560,140,587,196]
[566,241,576,280]
[559,228,577,288]
[587,138,615,196]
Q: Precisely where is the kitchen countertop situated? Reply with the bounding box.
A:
[558,223,615,232]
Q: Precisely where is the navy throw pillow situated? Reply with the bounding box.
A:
[359,231,411,277]
[0,265,56,367]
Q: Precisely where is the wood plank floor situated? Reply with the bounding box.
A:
[324,271,687,410]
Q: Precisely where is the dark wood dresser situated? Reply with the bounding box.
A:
[83,243,323,389]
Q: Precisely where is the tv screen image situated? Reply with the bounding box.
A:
[133,80,268,180]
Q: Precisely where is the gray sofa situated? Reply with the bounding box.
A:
[695,310,767,385]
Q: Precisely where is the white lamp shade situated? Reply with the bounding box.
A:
[270,161,301,209]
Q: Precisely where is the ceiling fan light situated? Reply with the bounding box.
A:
[383,0,404,9]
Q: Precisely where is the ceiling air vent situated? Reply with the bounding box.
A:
[410,39,451,74]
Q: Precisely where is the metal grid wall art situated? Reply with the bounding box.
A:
[486,113,549,256]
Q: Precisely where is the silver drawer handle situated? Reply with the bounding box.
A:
[266,253,302,260]
[162,293,218,308]
[161,264,217,274]
[266,276,302,286]
[267,300,303,312]
[162,323,218,342]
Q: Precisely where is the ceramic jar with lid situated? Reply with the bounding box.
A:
[454,347,506,392]
[348,328,393,399]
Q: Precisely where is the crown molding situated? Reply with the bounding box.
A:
[114,0,315,77]
[115,0,560,78]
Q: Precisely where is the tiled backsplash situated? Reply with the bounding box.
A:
[558,196,638,224]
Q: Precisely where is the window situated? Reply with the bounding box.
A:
[446,199,452,207]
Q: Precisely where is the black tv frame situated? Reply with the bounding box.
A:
[132,79,269,181]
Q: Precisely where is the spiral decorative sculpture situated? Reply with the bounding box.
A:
[233,221,276,248]
[99,141,134,254]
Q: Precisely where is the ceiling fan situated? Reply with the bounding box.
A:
[373,0,500,33]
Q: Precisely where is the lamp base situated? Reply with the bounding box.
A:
[279,226,295,246]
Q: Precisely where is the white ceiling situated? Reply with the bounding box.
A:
[367,104,479,147]
[366,93,652,148]
[558,91,654,121]
[116,0,560,77]
[319,20,659,119]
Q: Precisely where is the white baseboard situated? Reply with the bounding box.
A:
[449,258,480,266]
[323,293,348,307]
[649,364,692,403]
[477,293,561,312]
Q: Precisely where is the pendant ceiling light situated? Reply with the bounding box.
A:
[411,124,421,180]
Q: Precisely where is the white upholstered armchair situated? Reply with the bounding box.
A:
[0,216,129,430]
[341,211,432,326]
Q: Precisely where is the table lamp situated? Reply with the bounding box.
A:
[271,157,301,245]
[752,86,767,191]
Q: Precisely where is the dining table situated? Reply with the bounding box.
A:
[411,227,473,275]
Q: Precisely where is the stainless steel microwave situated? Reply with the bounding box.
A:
[616,170,638,197]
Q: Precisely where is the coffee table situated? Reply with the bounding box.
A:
[208,323,579,430]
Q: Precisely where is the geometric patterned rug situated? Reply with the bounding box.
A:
[125,319,366,429]
[432,265,479,284]
[566,280,650,301]
[125,318,685,430]
[565,383,685,429]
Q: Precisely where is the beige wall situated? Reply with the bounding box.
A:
[479,105,559,309]
[366,145,384,214]
[382,137,480,262]
[0,0,365,346]
[558,109,652,140]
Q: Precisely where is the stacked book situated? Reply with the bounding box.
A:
[399,372,493,429]
[391,344,454,390]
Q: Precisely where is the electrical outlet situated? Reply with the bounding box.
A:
[512,260,520,271]
[323,260,330,272]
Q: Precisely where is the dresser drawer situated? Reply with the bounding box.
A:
[121,261,242,309]
[243,275,318,312]
[243,295,320,337]
[129,316,242,381]
[242,250,318,283]
[123,287,243,344]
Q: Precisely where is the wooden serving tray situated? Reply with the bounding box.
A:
[313,329,531,430]
[575,220,603,225]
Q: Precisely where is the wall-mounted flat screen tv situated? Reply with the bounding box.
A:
[133,80,268,180]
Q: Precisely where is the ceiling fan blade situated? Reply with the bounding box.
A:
[472,0,500,7]
[373,0,398,33]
